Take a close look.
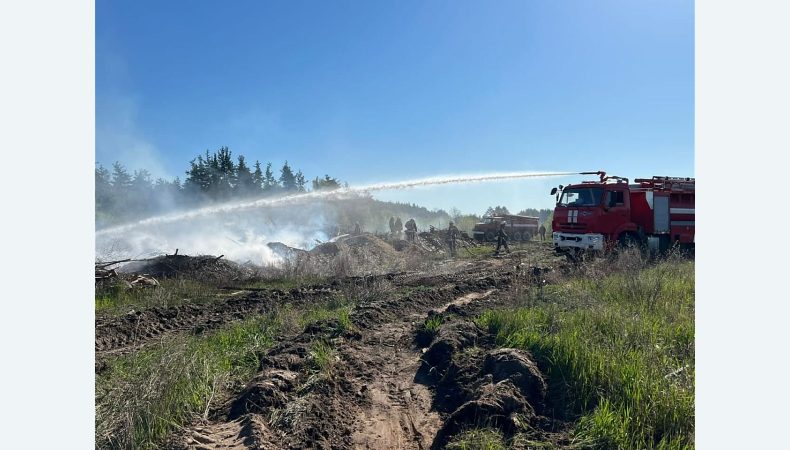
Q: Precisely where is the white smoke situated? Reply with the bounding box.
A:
[96,204,330,264]
[95,171,579,264]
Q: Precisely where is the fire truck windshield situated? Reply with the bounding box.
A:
[558,187,603,207]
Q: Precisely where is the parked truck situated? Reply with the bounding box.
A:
[550,171,694,255]
[472,214,540,243]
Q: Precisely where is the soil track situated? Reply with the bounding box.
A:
[97,245,567,448]
[167,253,561,449]
[95,254,528,362]
[95,286,339,365]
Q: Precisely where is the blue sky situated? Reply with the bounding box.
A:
[96,0,693,214]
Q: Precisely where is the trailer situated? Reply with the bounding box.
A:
[550,171,694,255]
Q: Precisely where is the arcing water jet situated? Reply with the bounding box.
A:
[97,171,579,236]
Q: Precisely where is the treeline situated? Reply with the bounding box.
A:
[96,146,344,226]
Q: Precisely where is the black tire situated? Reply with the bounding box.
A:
[510,231,521,242]
[485,231,496,241]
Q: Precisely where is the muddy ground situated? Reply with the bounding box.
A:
[97,242,569,449]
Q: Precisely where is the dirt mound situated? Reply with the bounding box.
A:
[483,348,547,408]
[304,233,404,276]
[173,414,279,450]
[435,380,536,448]
[417,317,553,448]
[309,241,340,256]
[390,239,410,251]
[423,321,485,374]
[267,242,308,260]
[121,254,256,282]
[228,368,299,419]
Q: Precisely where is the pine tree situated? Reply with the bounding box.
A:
[111,162,133,189]
[279,161,297,191]
[295,170,306,192]
[184,155,209,194]
[235,154,255,196]
[252,160,264,192]
[263,162,277,192]
[95,164,114,222]
[130,169,153,216]
[312,175,341,191]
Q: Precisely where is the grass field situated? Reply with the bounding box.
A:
[95,296,353,449]
[476,254,694,449]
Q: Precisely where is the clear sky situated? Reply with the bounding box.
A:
[96,0,693,215]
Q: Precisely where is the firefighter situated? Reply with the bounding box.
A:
[354,222,361,235]
[493,221,510,256]
[389,216,396,234]
[539,224,546,241]
[405,218,417,242]
[447,221,460,256]
[394,217,403,236]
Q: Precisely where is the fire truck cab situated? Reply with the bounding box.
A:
[551,171,695,254]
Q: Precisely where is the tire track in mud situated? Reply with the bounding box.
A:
[173,269,518,450]
[95,287,339,365]
[95,260,510,365]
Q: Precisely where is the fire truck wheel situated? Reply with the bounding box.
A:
[485,231,496,241]
[511,231,522,242]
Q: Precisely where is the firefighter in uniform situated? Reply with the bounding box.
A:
[405,218,417,242]
[493,221,510,256]
[394,217,403,236]
[354,222,361,235]
[389,216,396,234]
[447,221,460,256]
[539,224,546,241]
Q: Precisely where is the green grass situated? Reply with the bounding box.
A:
[96,288,358,449]
[308,340,338,373]
[476,259,694,449]
[95,313,280,449]
[299,297,354,334]
[446,428,508,450]
[424,315,444,336]
[95,278,222,315]
[459,245,495,258]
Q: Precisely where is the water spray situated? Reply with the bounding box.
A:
[97,170,580,236]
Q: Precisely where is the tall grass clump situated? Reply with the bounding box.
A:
[95,314,279,449]
[95,278,222,315]
[446,428,508,450]
[477,258,694,449]
[299,296,355,334]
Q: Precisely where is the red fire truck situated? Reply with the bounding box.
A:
[550,171,694,254]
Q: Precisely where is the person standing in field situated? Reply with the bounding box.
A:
[539,224,546,241]
[389,216,396,234]
[395,217,403,236]
[447,221,460,256]
[405,218,417,242]
[493,221,510,256]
